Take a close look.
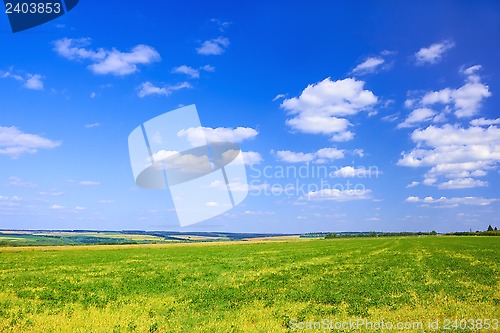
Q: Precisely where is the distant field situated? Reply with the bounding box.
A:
[0,237,498,332]
[0,231,279,246]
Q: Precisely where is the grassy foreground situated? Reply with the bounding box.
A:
[0,237,498,332]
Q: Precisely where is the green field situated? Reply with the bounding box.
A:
[0,237,498,332]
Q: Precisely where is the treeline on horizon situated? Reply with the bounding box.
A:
[305,225,500,239]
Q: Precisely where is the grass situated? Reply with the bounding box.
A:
[0,236,498,332]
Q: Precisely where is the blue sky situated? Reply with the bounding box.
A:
[1,0,499,233]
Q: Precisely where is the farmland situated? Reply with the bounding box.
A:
[0,236,498,332]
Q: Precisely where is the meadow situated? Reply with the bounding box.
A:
[0,236,498,332]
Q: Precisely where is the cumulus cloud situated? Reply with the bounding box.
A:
[400,66,491,125]
[200,65,215,72]
[398,124,500,189]
[137,81,191,97]
[331,166,381,178]
[177,126,258,146]
[53,38,161,75]
[406,181,420,188]
[405,196,497,207]
[398,108,438,128]
[241,151,263,166]
[197,37,230,55]
[275,147,345,163]
[172,65,199,78]
[302,189,373,201]
[470,118,500,126]
[276,151,315,163]
[352,57,385,75]
[437,178,488,189]
[281,77,377,141]
[0,125,61,158]
[415,40,455,65]
[172,64,215,78]
[1,68,44,90]
[23,74,44,90]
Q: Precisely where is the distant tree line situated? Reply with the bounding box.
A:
[446,225,499,236]
[304,225,500,239]
[300,231,438,239]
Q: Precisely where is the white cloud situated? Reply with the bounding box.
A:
[137,81,191,97]
[437,178,488,189]
[171,65,215,78]
[241,151,263,166]
[276,150,315,163]
[23,74,44,90]
[286,115,351,136]
[316,148,345,160]
[398,108,437,128]
[409,124,500,148]
[330,131,354,142]
[302,189,372,201]
[197,37,230,55]
[405,196,497,207]
[200,64,216,72]
[275,147,345,163]
[1,68,44,90]
[331,166,381,178]
[403,66,490,120]
[206,201,219,207]
[50,204,64,210]
[415,40,455,65]
[398,124,500,189]
[281,77,377,141]
[177,126,258,146]
[8,176,37,188]
[78,181,100,186]
[53,38,161,75]
[405,196,420,203]
[53,38,105,60]
[0,125,61,158]
[406,181,420,188]
[272,94,286,101]
[352,57,385,75]
[470,118,500,126]
[462,65,482,76]
[172,65,199,78]
[84,123,100,128]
